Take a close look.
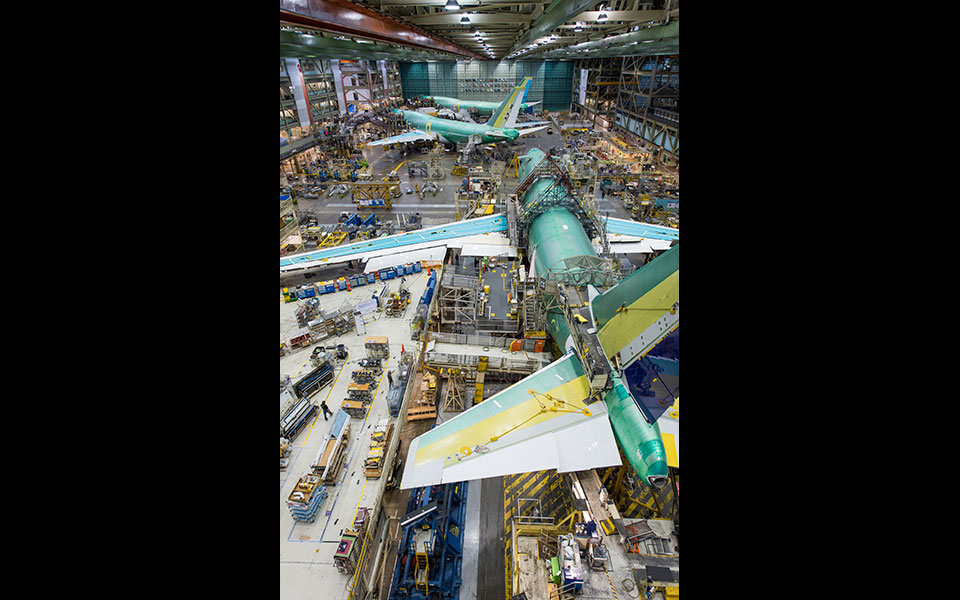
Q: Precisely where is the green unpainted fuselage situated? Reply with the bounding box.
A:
[519,148,671,490]
[427,95,535,115]
[395,109,518,145]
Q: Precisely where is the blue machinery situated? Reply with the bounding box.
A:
[389,481,468,600]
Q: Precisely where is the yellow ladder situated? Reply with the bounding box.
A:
[414,541,431,593]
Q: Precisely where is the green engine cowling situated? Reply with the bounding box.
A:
[604,377,669,489]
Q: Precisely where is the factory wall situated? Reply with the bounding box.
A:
[398,60,574,112]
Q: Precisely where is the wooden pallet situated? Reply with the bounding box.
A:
[407,405,437,421]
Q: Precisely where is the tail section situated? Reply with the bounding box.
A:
[485,77,533,128]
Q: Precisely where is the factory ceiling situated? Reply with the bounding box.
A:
[280,0,678,61]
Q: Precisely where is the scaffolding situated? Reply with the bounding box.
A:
[428,144,445,179]
[438,272,478,326]
[441,367,469,413]
[353,181,394,209]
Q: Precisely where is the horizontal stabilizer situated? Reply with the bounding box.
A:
[513,120,552,129]
[515,125,552,137]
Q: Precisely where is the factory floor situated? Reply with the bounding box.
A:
[280,271,444,600]
[281,269,503,600]
[290,124,638,231]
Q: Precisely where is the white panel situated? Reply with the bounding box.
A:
[363,246,447,273]
[554,416,622,473]
[610,241,654,254]
[460,243,517,257]
[647,239,673,250]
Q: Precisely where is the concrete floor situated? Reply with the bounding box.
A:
[280,271,456,600]
[290,124,637,231]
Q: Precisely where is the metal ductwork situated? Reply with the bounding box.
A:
[280,30,453,61]
[506,0,597,57]
[535,20,679,59]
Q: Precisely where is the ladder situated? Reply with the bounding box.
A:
[414,540,431,593]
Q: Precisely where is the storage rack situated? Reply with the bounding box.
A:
[286,473,328,523]
[314,409,351,485]
[293,360,334,400]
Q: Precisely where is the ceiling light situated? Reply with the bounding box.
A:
[597,11,608,22]
[461,15,470,23]
[445,0,459,9]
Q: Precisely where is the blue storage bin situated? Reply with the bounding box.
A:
[366,272,376,284]
[413,262,422,273]
[395,265,404,277]
[404,263,413,275]
[325,281,336,293]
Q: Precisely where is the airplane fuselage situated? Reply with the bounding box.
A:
[519,148,671,490]
[398,109,518,145]
[428,95,534,116]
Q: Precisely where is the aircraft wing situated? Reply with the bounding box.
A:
[364,129,437,147]
[280,214,509,274]
[400,352,623,489]
[513,120,552,129]
[591,244,679,370]
[515,125,552,137]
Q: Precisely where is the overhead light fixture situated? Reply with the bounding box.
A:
[445,0,459,10]
[574,22,583,33]
[461,15,470,23]
[597,8,608,22]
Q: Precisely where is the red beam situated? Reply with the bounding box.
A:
[280,0,481,59]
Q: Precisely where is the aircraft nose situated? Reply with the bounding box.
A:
[507,128,519,139]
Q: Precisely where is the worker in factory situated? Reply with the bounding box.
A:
[584,520,597,537]
[320,399,333,421]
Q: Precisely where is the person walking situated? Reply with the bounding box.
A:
[320,399,332,420]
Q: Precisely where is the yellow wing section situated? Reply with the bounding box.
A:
[400,352,623,489]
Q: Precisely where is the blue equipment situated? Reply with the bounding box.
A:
[388,478,468,600]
